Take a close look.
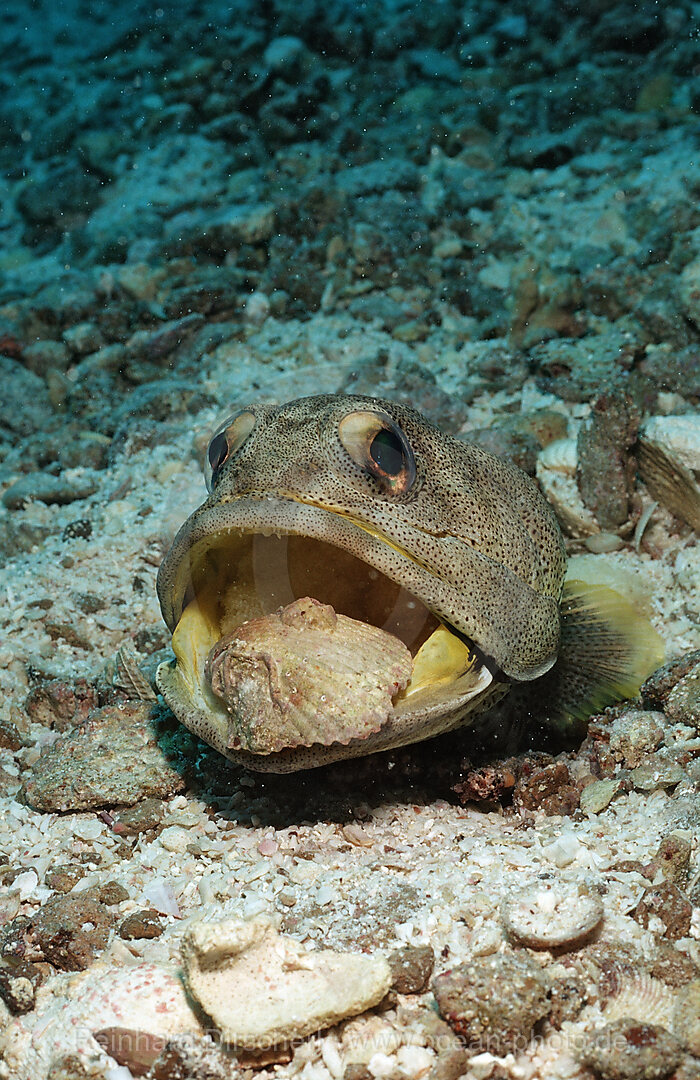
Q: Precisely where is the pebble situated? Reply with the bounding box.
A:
[181,917,391,1048]
[13,893,115,971]
[630,760,686,791]
[665,662,700,730]
[501,880,604,950]
[432,952,550,1054]
[387,945,434,994]
[673,980,700,1055]
[634,882,692,940]
[580,777,621,814]
[577,1019,682,1080]
[642,651,700,711]
[20,703,188,812]
[2,470,99,509]
[119,909,164,940]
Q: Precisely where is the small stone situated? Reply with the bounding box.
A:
[513,759,579,816]
[20,703,187,813]
[502,880,604,950]
[642,651,700,710]
[28,893,115,970]
[630,760,686,791]
[181,917,391,1049]
[45,864,86,893]
[580,778,621,814]
[387,945,434,994]
[673,980,700,1055]
[432,952,550,1054]
[665,663,700,730]
[547,976,587,1028]
[119,909,164,940]
[0,716,24,751]
[650,941,700,988]
[2,471,99,509]
[96,881,130,906]
[0,957,43,1014]
[577,1019,682,1080]
[634,883,692,940]
[608,710,665,768]
[112,797,166,836]
[577,390,640,529]
[645,835,691,887]
[21,339,71,375]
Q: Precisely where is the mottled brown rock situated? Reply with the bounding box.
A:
[45,864,86,893]
[20,703,187,813]
[29,893,115,970]
[650,941,700,988]
[432,952,550,1054]
[577,1019,682,1080]
[513,759,580,816]
[577,390,640,529]
[0,956,43,1013]
[644,835,691,887]
[96,881,130,906]
[388,945,434,994]
[641,651,700,711]
[112,797,166,836]
[119,910,164,940]
[24,677,98,732]
[547,975,587,1028]
[0,716,24,750]
[634,882,692,940]
[452,761,517,805]
[665,662,700,731]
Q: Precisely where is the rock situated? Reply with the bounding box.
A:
[645,835,691,888]
[513,759,579,816]
[642,651,700,711]
[501,880,604,950]
[0,957,43,1014]
[119,910,164,940]
[24,678,98,732]
[630,760,686,792]
[44,865,86,894]
[0,356,52,438]
[580,778,622,814]
[125,313,204,363]
[608,710,665,768]
[673,980,700,1055]
[680,258,700,330]
[577,391,640,529]
[432,952,550,1054]
[21,339,71,376]
[577,1020,681,1080]
[2,471,99,510]
[20,703,188,813]
[181,917,392,1049]
[387,946,434,994]
[112,797,166,837]
[634,882,692,940]
[23,893,115,971]
[665,663,700,730]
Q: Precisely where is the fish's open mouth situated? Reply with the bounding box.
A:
[157,523,496,769]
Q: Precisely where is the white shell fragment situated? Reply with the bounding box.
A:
[638,414,700,532]
[181,917,392,1049]
[206,596,413,754]
[501,880,604,949]
[535,438,600,537]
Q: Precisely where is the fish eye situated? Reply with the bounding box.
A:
[338,410,416,495]
[204,410,256,491]
[369,428,405,476]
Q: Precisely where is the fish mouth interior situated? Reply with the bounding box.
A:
[170,529,485,721]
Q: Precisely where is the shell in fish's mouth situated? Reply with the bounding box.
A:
[156,523,496,772]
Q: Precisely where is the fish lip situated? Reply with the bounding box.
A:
[157,491,427,633]
[158,491,561,682]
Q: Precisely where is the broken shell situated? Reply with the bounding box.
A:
[536,438,600,537]
[501,879,604,949]
[638,415,700,532]
[181,917,391,1049]
[205,597,413,754]
[604,971,675,1028]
